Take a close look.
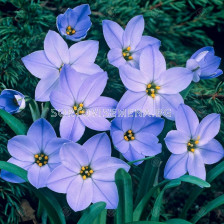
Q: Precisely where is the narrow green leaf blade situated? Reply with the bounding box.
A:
[178,175,210,188]
[29,100,41,121]
[92,209,107,224]
[165,218,192,224]
[78,202,106,224]
[115,168,133,224]
[0,109,28,135]
[126,221,163,224]
[151,180,181,221]
[191,194,224,223]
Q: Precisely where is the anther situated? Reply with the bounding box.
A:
[83,175,87,180]
[151,94,155,98]
[128,56,133,60]
[39,163,43,167]
[127,46,131,51]
[156,86,160,90]
[195,140,199,144]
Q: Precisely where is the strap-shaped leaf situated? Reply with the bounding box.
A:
[78,202,106,224]
[92,209,107,224]
[115,168,133,224]
[0,161,66,224]
[165,219,192,223]
[0,109,28,135]
[29,100,41,121]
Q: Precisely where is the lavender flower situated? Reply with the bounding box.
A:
[1,118,68,188]
[186,46,223,82]
[164,104,224,180]
[50,65,117,142]
[47,133,130,211]
[0,89,25,114]
[57,4,91,41]
[22,30,102,102]
[103,15,160,68]
[111,114,164,165]
[117,46,193,120]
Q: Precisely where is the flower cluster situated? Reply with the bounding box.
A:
[0,3,223,214]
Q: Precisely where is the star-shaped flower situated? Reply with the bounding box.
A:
[117,46,193,120]
[50,65,117,142]
[1,118,68,188]
[22,30,102,101]
[103,15,160,68]
[57,4,91,41]
[47,133,130,211]
[164,104,224,180]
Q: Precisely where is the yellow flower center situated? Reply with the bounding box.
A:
[80,166,94,180]
[66,26,76,35]
[124,129,135,141]
[187,136,200,153]
[146,83,160,99]
[73,103,85,115]
[34,153,48,167]
[122,46,133,61]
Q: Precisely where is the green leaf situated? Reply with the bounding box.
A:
[0,161,65,224]
[78,202,106,224]
[180,162,224,218]
[191,194,224,223]
[0,109,28,135]
[180,83,193,99]
[126,221,163,224]
[29,100,41,121]
[151,180,181,221]
[165,219,192,224]
[178,175,210,188]
[0,161,28,181]
[92,209,107,224]
[115,168,133,224]
[41,102,50,119]
[133,180,169,221]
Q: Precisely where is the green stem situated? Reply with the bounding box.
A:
[127,156,154,165]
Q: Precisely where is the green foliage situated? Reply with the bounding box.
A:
[0,0,224,223]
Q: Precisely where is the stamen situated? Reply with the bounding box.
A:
[191,148,195,153]
[146,83,160,99]
[124,130,135,141]
[156,86,161,90]
[127,46,131,51]
[195,140,199,144]
[34,153,49,167]
[66,26,76,35]
[80,166,93,180]
[128,56,133,60]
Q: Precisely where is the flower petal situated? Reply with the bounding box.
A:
[83,133,111,163]
[22,50,58,79]
[160,93,184,120]
[187,151,206,180]
[27,118,56,150]
[194,113,220,145]
[60,116,85,142]
[91,156,130,181]
[108,48,126,68]
[77,72,108,106]
[92,180,118,209]
[67,176,93,212]
[47,165,77,193]
[158,68,193,94]
[102,20,124,49]
[87,96,117,118]
[8,136,39,162]
[1,158,33,183]
[71,62,103,75]
[60,141,89,172]
[123,15,144,50]
[123,144,145,165]
[119,64,148,92]
[164,153,188,179]
[79,116,111,131]
[73,4,91,19]
[135,36,161,52]
[165,130,189,154]
[131,133,162,156]
[35,74,59,102]
[44,30,69,67]
[28,164,51,188]
[199,139,224,165]
[69,40,99,65]
[139,46,166,81]
[175,104,199,137]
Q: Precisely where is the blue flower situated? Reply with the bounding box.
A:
[1,118,68,188]
[117,46,193,120]
[186,46,223,82]
[50,65,117,142]
[22,30,102,102]
[164,104,224,180]
[57,4,91,41]
[103,15,160,69]
[47,133,130,211]
[0,89,25,114]
[111,114,164,165]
